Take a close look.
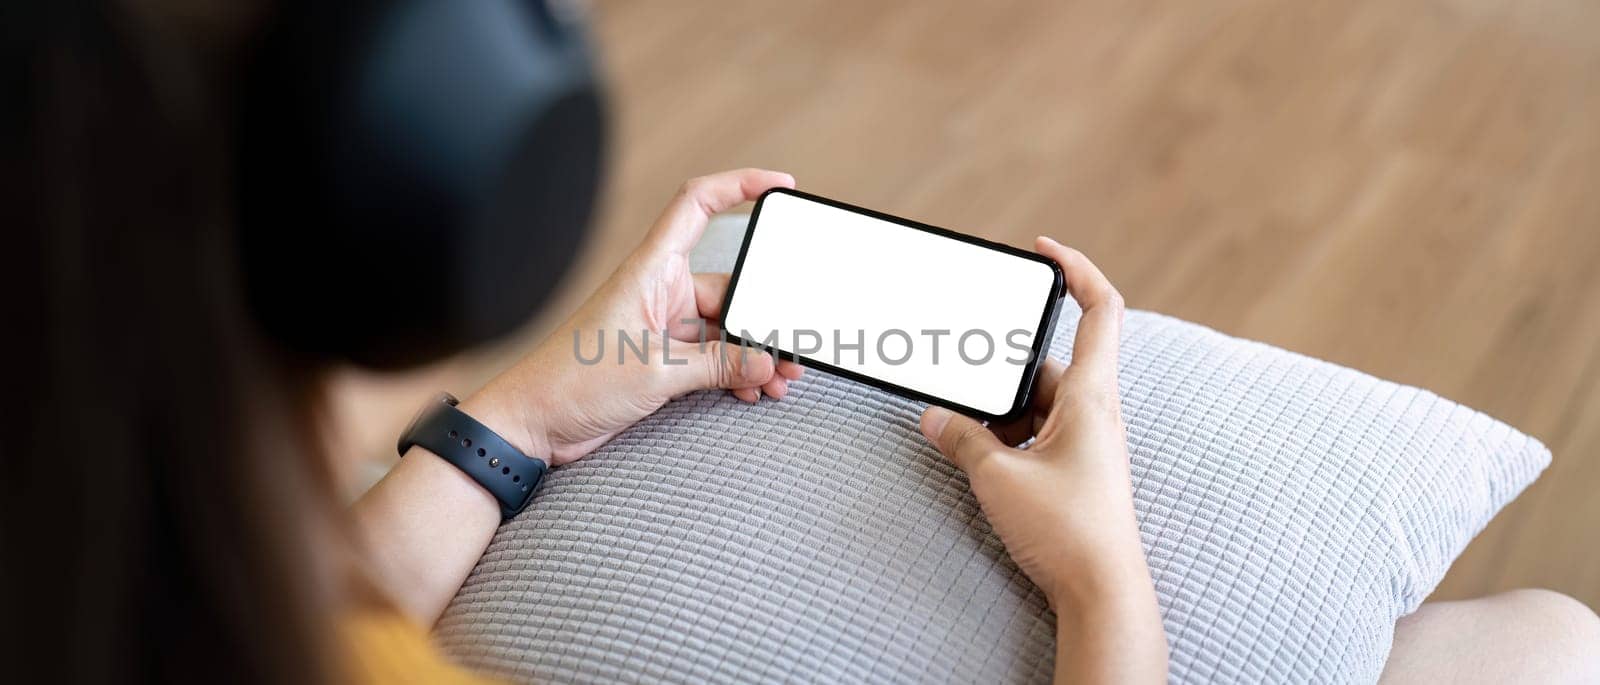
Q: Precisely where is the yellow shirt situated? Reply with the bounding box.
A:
[343,611,497,684]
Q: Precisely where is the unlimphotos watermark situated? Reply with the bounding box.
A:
[572,319,1038,367]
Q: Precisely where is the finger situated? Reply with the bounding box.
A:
[1030,357,1066,413]
[669,317,715,343]
[733,387,761,403]
[988,359,1066,446]
[1035,237,1124,383]
[647,169,796,254]
[660,340,776,397]
[990,415,1034,448]
[919,406,1006,474]
[776,359,804,380]
[693,272,731,320]
[761,374,789,400]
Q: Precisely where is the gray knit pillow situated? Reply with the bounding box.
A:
[434,215,1548,683]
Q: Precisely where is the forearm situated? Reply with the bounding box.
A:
[1050,550,1169,684]
[350,395,539,626]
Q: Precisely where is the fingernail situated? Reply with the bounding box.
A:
[921,407,953,440]
[1039,235,1061,248]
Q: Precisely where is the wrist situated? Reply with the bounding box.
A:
[1050,559,1170,684]
[1044,540,1153,614]
[458,389,550,466]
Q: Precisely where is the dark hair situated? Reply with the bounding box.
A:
[2,2,346,682]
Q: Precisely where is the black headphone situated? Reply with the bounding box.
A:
[238,0,605,369]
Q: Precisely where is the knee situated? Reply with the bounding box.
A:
[1498,589,1600,678]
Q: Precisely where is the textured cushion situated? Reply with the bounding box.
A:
[434,215,1549,683]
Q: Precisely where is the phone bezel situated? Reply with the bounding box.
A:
[719,187,1065,423]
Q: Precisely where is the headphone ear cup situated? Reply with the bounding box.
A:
[238,0,605,369]
[463,89,603,356]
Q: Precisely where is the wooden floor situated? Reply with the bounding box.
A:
[335,0,1600,609]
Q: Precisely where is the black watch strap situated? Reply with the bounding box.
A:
[397,393,547,518]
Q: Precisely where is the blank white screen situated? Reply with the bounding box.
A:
[722,191,1056,416]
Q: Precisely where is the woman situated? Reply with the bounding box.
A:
[6,3,1594,684]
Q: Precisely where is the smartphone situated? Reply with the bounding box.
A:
[720,188,1065,422]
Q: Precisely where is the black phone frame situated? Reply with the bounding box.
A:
[718,187,1065,424]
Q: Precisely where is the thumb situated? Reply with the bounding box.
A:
[662,340,776,396]
[920,406,1005,473]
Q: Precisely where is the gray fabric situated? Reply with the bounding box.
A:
[436,215,1549,683]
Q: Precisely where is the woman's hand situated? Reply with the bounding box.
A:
[918,237,1168,683]
[463,168,805,464]
[356,170,803,626]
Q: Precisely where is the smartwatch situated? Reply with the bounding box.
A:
[397,393,547,518]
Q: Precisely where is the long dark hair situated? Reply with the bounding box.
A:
[2,2,345,682]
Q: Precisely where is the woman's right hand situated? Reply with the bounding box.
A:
[919,237,1168,683]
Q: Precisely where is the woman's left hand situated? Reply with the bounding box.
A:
[462,168,804,465]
